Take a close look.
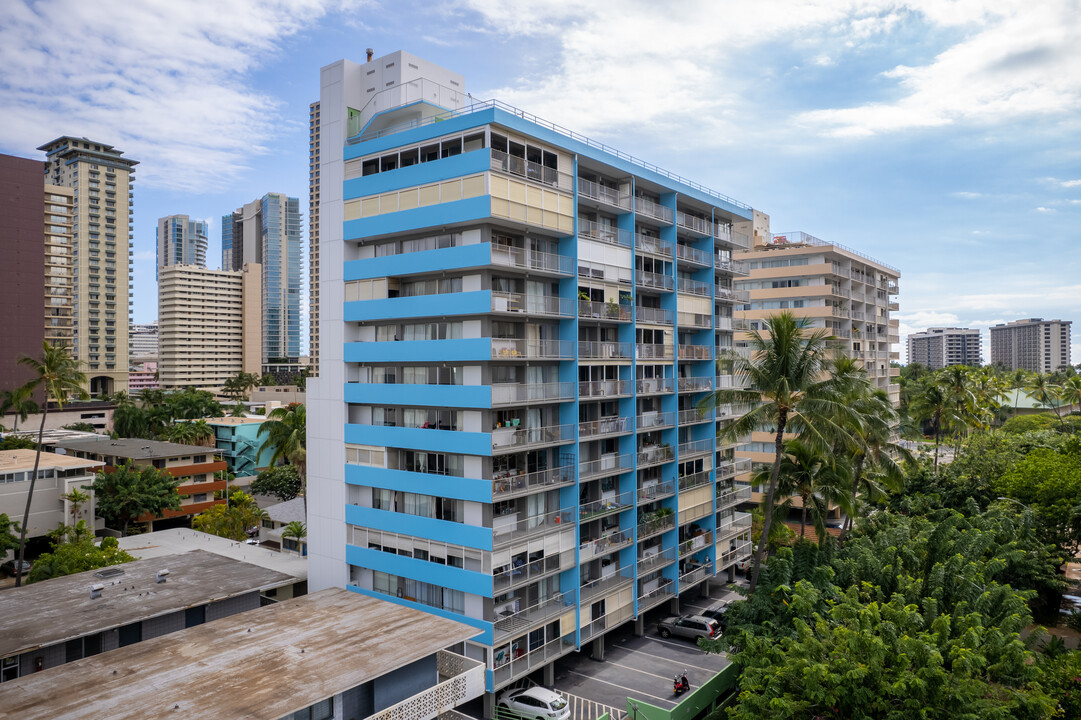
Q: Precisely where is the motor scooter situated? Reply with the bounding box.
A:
[673,670,690,696]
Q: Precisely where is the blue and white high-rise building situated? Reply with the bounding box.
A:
[156,214,208,279]
[309,50,755,697]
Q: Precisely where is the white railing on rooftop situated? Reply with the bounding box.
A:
[769,231,899,274]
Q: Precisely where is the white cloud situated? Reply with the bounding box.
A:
[1036,206,1055,212]
[0,0,342,192]
[953,191,983,198]
[1062,179,1081,187]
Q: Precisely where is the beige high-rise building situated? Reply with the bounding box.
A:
[990,318,1072,372]
[309,101,321,377]
[907,327,981,369]
[38,137,137,396]
[43,185,75,349]
[158,264,262,388]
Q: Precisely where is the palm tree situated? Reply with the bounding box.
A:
[910,376,953,473]
[940,365,976,451]
[968,366,1010,432]
[700,312,853,591]
[14,342,88,586]
[1,384,39,432]
[281,520,307,555]
[257,403,307,512]
[161,421,197,445]
[842,388,911,535]
[1061,376,1081,416]
[772,439,852,544]
[190,419,216,447]
[1027,373,1064,426]
[61,487,92,525]
[112,402,150,438]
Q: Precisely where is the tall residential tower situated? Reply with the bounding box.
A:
[990,318,1072,372]
[310,101,322,377]
[156,214,208,277]
[38,137,137,396]
[907,327,981,369]
[309,51,755,700]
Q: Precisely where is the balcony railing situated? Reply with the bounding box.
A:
[491,292,574,317]
[714,285,750,302]
[717,540,753,569]
[578,300,632,322]
[679,531,714,557]
[716,258,750,276]
[490,244,574,276]
[675,243,711,266]
[676,211,714,236]
[368,650,485,720]
[580,600,634,643]
[678,470,712,492]
[638,578,676,609]
[717,483,752,508]
[637,444,674,467]
[636,271,674,291]
[578,219,633,248]
[491,423,575,451]
[579,527,634,561]
[635,234,673,257]
[493,507,576,547]
[638,480,676,502]
[491,149,573,192]
[493,593,570,640]
[577,177,631,210]
[579,379,629,398]
[492,465,575,500]
[677,311,713,330]
[634,196,673,223]
[678,561,713,586]
[679,439,713,459]
[637,411,675,431]
[580,452,634,479]
[492,381,575,406]
[579,340,633,360]
[581,568,635,602]
[492,635,576,686]
[716,511,752,543]
[677,408,712,426]
[493,552,566,593]
[637,546,677,573]
[579,416,632,439]
[636,343,672,360]
[636,377,674,395]
[636,306,674,325]
[677,277,712,297]
[678,376,713,393]
[491,338,574,359]
[730,231,751,249]
[637,513,676,540]
[677,344,711,361]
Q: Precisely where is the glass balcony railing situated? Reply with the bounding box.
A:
[636,306,674,325]
[491,381,575,406]
[635,233,673,257]
[577,177,631,210]
[492,465,575,500]
[579,416,632,439]
[579,379,629,398]
[580,452,634,479]
[636,377,675,395]
[491,292,574,317]
[579,340,633,360]
[490,244,574,276]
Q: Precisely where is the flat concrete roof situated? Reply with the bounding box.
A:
[0,449,103,472]
[0,588,479,720]
[204,417,265,426]
[50,436,215,459]
[0,549,294,658]
[118,529,307,581]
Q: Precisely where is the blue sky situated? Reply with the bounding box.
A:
[2,0,1079,362]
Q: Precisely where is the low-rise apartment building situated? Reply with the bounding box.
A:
[0,449,104,542]
[205,416,276,476]
[49,437,227,525]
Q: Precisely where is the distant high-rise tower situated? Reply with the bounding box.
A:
[309,101,321,377]
[907,327,981,369]
[222,193,301,370]
[38,137,137,397]
[991,318,1072,372]
[156,214,208,278]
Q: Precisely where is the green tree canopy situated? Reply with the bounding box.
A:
[250,464,302,502]
[27,537,135,584]
[0,513,20,557]
[192,491,267,541]
[89,462,182,535]
[0,436,38,451]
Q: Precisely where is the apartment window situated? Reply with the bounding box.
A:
[292,699,333,720]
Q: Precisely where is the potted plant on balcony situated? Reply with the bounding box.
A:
[606,298,621,319]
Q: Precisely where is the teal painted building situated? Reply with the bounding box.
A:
[208,418,276,477]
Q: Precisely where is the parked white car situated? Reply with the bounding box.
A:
[497,687,570,720]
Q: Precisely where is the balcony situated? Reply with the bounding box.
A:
[730,231,751,249]
[578,299,632,322]
[678,470,712,492]
[678,376,713,393]
[677,312,712,330]
[638,512,676,540]
[492,635,576,687]
[578,177,631,210]
[635,234,673,258]
[581,568,635,603]
[579,415,632,440]
[716,459,753,481]
[636,306,674,325]
[579,526,634,560]
[580,599,634,643]
[493,552,568,594]
[678,531,713,558]
[675,243,711,266]
[638,578,676,611]
[492,381,575,406]
[676,211,714,237]
[579,340,633,360]
[714,286,750,303]
[637,443,674,468]
[634,196,673,223]
[578,219,633,248]
[678,561,713,586]
[490,148,574,192]
[493,506,576,547]
[491,292,574,318]
[636,343,672,360]
[677,409,712,426]
[636,377,674,395]
[716,511,752,543]
[679,439,713,460]
[636,271,674,292]
[717,540,753,570]
[716,258,750,276]
[638,480,676,502]
[490,245,574,276]
[887,282,899,294]
[493,593,571,640]
[492,338,574,360]
[493,465,575,500]
[677,344,711,361]
[676,277,711,297]
[491,423,575,452]
[580,452,634,479]
[717,483,752,509]
[637,546,677,574]
[367,650,485,720]
[637,411,675,431]
[580,379,629,399]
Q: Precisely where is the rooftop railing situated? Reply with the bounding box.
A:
[769,231,900,274]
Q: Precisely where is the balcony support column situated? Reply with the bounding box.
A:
[544,661,555,687]
[484,692,496,720]
[669,597,680,615]
[728,565,736,583]
[591,636,605,661]
[634,616,645,637]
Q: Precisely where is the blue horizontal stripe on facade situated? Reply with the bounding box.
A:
[344,337,492,363]
[346,464,493,505]
[347,544,494,597]
[345,423,494,456]
[345,503,493,550]
[345,585,493,645]
[344,381,491,409]
[344,149,491,197]
[345,108,496,159]
[343,195,492,240]
[343,290,491,322]
[344,242,492,281]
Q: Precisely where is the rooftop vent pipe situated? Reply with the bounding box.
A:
[90,583,104,599]
[156,569,170,583]
[366,48,374,62]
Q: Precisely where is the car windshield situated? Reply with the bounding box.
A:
[549,697,567,710]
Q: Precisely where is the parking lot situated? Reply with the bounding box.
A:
[552,583,743,717]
